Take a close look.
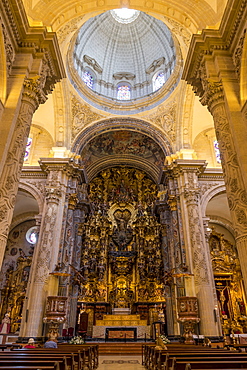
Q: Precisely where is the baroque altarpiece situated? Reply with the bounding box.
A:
[0,166,247,337]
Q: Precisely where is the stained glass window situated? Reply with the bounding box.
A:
[214,140,221,164]
[153,72,166,92]
[82,70,94,89]
[24,137,32,162]
[117,85,131,100]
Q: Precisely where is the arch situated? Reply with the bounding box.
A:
[153,70,166,92]
[72,117,173,156]
[18,180,45,214]
[30,0,218,35]
[200,184,227,218]
[72,117,172,182]
[207,215,235,238]
[0,23,7,105]
[116,83,131,100]
[81,68,96,90]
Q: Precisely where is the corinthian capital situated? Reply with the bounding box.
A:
[45,186,62,203]
[184,188,200,205]
[23,77,47,109]
[200,79,224,111]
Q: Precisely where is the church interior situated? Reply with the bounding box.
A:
[0,0,247,346]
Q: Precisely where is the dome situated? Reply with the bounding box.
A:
[69,9,182,114]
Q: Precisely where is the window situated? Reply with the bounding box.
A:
[26,227,38,244]
[24,137,32,162]
[153,72,166,92]
[117,85,131,100]
[214,140,221,164]
[82,70,94,89]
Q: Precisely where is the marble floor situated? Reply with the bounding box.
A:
[98,356,144,370]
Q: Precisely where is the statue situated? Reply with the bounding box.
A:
[0,313,11,334]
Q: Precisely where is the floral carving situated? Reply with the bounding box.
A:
[233,29,246,80]
[163,17,191,46]
[57,16,84,44]
[146,100,176,142]
[71,95,103,138]
[1,20,15,75]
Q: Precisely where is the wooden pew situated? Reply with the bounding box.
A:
[171,358,247,370]
[143,343,247,370]
[11,343,98,370]
[0,359,62,370]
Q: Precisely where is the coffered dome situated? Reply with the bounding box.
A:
[69,9,182,114]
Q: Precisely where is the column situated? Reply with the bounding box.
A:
[21,159,83,338]
[183,14,247,296]
[0,77,46,269]
[167,160,219,335]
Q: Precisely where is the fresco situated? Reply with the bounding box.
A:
[81,131,165,167]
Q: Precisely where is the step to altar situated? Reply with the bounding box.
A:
[98,342,144,355]
[95,314,147,326]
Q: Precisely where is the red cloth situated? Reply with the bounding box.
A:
[24,345,36,348]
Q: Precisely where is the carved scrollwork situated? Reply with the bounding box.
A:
[71,95,103,137]
[83,55,103,74]
[45,187,62,203]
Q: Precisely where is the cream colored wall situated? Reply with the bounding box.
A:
[31,94,55,143]
[193,128,221,168]
[23,125,54,166]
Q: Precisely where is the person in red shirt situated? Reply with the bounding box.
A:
[24,338,36,348]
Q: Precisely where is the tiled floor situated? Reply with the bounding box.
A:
[99,356,144,370]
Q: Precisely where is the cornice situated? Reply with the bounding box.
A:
[1,0,65,80]
[199,168,224,181]
[21,166,47,179]
[183,0,247,83]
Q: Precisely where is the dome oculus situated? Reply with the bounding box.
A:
[110,8,140,24]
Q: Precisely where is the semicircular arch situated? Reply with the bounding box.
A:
[200,184,227,218]
[18,180,45,214]
[72,117,173,156]
[31,0,217,35]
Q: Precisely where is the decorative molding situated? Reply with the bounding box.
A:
[113,72,135,80]
[57,16,84,44]
[83,55,103,74]
[71,95,103,138]
[146,57,165,74]
[233,28,246,80]
[145,100,177,143]
[164,17,191,46]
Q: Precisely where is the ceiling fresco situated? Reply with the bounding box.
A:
[81,130,165,168]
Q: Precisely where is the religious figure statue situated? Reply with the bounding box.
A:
[0,313,11,334]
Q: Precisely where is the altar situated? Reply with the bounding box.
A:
[93,313,150,339]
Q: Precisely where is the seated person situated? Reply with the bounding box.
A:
[25,338,36,348]
[44,338,58,348]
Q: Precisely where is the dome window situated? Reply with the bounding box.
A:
[117,84,131,100]
[82,70,94,89]
[153,71,166,92]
